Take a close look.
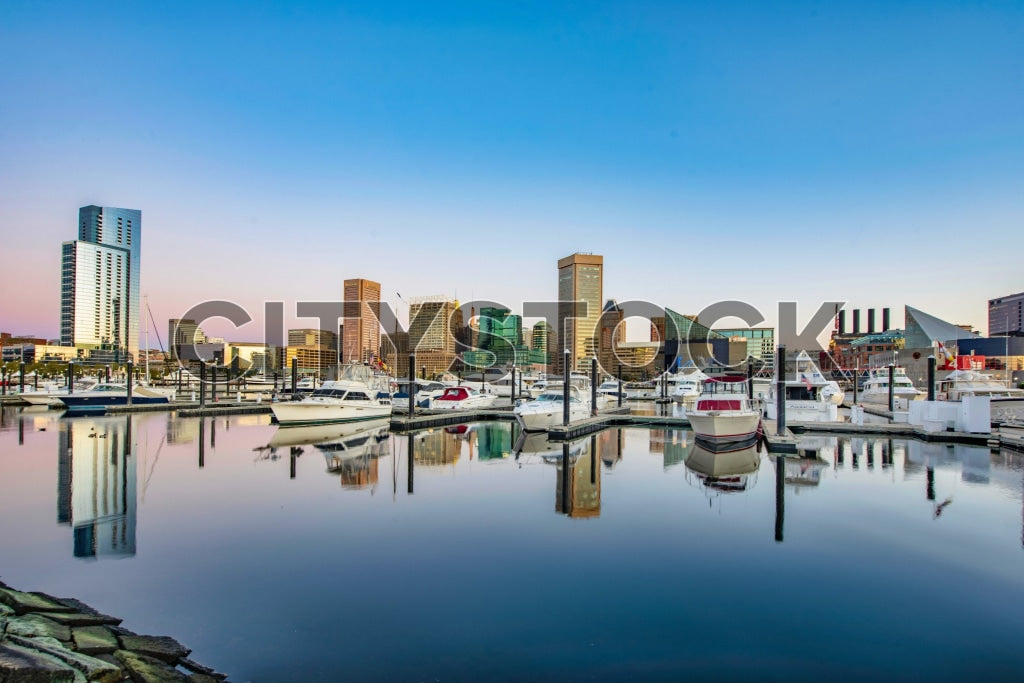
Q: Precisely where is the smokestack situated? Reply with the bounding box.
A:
[853,309,861,335]
[867,309,876,335]
[838,310,846,335]
[882,307,891,332]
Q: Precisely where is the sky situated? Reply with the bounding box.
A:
[0,1,1021,345]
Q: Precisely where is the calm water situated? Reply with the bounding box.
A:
[1,406,1022,681]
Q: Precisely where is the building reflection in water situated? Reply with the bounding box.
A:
[267,419,391,489]
[57,416,137,559]
[554,435,601,518]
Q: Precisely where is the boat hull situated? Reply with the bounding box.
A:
[271,402,391,426]
[687,411,761,445]
[61,395,169,416]
[515,405,589,431]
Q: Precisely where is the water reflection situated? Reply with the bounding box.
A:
[267,419,391,489]
[57,416,136,559]
[554,436,601,518]
[684,440,760,494]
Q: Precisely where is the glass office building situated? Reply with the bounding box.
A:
[60,206,141,361]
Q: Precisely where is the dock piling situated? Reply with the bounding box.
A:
[199,363,207,408]
[126,362,133,406]
[888,364,895,413]
[927,356,936,401]
[617,363,623,408]
[563,350,570,426]
[19,362,25,394]
[409,354,416,416]
[591,358,598,416]
[775,345,786,436]
[746,360,753,400]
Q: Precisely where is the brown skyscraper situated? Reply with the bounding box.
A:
[557,253,603,374]
[343,278,381,364]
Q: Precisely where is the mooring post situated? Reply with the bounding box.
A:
[199,363,207,408]
[775,455,785,542]
[67,362,73,394]
[126,361,134,407]
[617,363,623,408]
[591,357,598,416]
[290,358,298,399]
[888,364,895,413]
[33,372,38,391]
[775,345,786,436]
[746,360,754,400]
[211,364,217,403]
[511,367,516,406]
[852,363,858,404]
[1,370,6,396]
[563,350,571,426]
[927,355,936,401]
[408,354,416,416]
[19,362,25,394]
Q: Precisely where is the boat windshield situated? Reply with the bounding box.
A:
[536,393,564,402]
[338,365,373,383]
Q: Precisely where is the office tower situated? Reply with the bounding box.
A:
[989,292,1024,336]
[408,296,463,377]
[60,206,141,360]
[343,278,381,364]
[557,253,603,374]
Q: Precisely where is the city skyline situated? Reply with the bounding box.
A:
[1,2,1022,341]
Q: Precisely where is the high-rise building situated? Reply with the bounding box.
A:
[557,253,603,374]
[408,296,463,377]
[989,292,1024,336]
[60,206,141,361]
[343,278,381,364]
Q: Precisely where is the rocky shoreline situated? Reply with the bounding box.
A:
[0,580,228,682]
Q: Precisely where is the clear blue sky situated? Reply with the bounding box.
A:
[1,1,1021,341]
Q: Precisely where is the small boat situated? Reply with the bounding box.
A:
[686,376,762,448]
[937,369,1024,423]
[623,380,657,400]
[19,379,98,407]
[271,364,391,426]
[859,366,926,405]
[430,386,498,410]
[669,367,709,402]
[392,379,453,409]
[59,383,172,416]
[762,350,844,423]
[514,388,590,431]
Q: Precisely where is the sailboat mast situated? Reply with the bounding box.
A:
[144,294,150,383]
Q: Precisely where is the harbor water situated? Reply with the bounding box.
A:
[1,407,1022,681]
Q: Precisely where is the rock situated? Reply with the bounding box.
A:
[6,634,121,683]
[114,650,191,682]
[186,673,221,683]
[116,635,190,664]
[178,658,227,681]
[41,612,122,628]
[5,614,74,642]
[71,627,119,656]
[0,602,14,617]
[0,589,76,616]
[0,642,78,682]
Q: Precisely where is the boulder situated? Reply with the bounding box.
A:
[114,650,191,682]
[6,634,122,683]
[0,642,78,682]
[116,635,190,664]
[0,589,75,616]
[4,614,73,642]
[72,626,119,656]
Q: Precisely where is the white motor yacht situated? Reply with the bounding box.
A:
[514,388,590,431]
[762,351,843,423]
[859,366,926,405]
[431,386,498,410]
[938,369,1024,422]
[686,376,762,448]
[271,365,391,426]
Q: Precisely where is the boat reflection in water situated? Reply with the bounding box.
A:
[268,419,390,489]
[684,439,761,494]
[57,416,137,559]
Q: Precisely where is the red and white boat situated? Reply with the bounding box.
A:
[686,376,761,448]
[430,386,498,410]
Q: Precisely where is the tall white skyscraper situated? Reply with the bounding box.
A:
[60,205,141,361]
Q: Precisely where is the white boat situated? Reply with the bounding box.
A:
[623,380,657,400]
[19,379,98,407]
[596,379,624,403]
[859,366,926,405]
[270,365,391,426]
[762,351,843,422]
[686,376,762,447]
[527,372,593,399]
[514,388,590,431]
[668,368,709,402]
[430,386,498,410]
[938,369,1024,423]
